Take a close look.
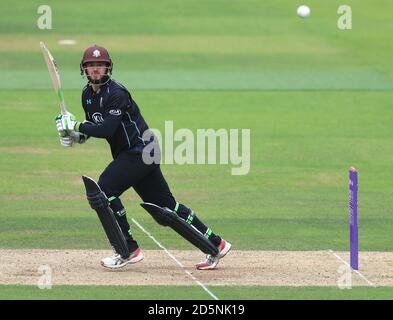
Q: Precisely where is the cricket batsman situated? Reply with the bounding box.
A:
[55,45,231,270]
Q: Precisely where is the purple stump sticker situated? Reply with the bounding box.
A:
[349,167,358,270]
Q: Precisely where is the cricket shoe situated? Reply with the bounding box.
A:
[196,239,232,270]
[101,248,144,269]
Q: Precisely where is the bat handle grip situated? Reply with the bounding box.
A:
[60,101,69,115]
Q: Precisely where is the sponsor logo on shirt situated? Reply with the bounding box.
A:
[109,109,122,116]
[92,112,104,123]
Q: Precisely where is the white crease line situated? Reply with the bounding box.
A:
[132,218,219,300]
[329,249,377,287]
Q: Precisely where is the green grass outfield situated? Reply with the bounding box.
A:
[1,0,393,299]
[1,90,393,252]
[1,285,393,300]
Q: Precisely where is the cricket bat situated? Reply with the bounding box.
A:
[40,41,69,115]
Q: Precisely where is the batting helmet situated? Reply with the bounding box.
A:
[80,45,113,85]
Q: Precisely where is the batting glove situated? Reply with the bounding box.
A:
[70,131,88,144]
[61,113,77,132]
[55,114,68,137]
[55,112,81,133]
[59,135,73,147]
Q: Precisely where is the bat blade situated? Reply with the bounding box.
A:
[40,41,68,115]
